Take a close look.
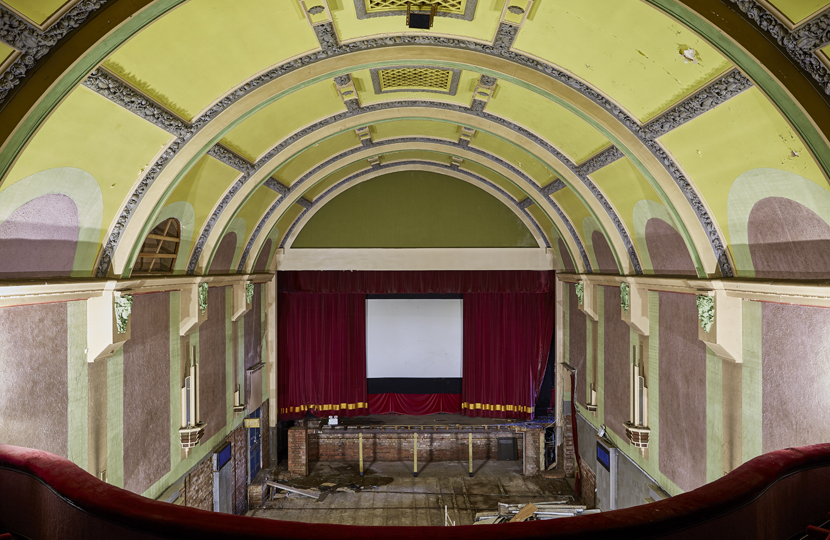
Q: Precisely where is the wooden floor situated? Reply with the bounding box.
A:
[248,460,576,526]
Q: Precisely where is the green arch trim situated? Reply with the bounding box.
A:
[0,167,104,277]
[727,168,830,278]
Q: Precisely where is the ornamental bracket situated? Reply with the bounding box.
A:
[693,284,742,363]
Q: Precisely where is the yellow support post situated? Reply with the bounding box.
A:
[468,432,473,477]
[540,431,545,472]
[359,432,364,477]
[413,432,418,477]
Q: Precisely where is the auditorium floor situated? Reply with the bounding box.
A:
[248,460,577,526]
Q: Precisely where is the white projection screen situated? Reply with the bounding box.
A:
[366,298,463,379]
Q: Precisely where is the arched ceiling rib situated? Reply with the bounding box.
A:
[0,0,829,281]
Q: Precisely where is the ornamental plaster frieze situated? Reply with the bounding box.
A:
[206,143,255,173]
[576,146,625,177]
[88,25,747,278]
[726,0,830,94]
[0,1,109,107]
[274,159,551,252]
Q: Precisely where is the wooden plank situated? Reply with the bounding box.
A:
[265,481,320,500]
[508,503,537,523]
[137,252,177,258]
[146,234,180,242]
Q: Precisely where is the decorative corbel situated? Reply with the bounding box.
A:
[180,281,209,336]
[86,283,131,362]
[232,280,252,321]
[355,126,372,144]
[500,0,533,27]
[621,279,649,336]
[459,126,475,145]
[696,287,742,363]
[578,277,598,321]
[299,0,332,26]
[335,75,360,107]
[471,74,497,107]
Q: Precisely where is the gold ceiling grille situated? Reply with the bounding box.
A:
[378,67,453,92]
[366,0,465,14]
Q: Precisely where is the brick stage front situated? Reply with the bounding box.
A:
[287,415,548,478]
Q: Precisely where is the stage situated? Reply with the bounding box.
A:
[287,414,554,478]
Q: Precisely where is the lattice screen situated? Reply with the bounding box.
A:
[366,0,465,14]
[378,67,453,92]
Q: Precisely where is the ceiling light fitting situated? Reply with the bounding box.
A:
[406,2,437,29]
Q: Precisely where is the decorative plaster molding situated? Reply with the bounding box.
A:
[696,294,715,332]
[91,29,741,277]
[492,22,519,51]
[518,197,533,209]
[245,282,254,304]
[263,178,289,195]
[577,146,625,176]
[352,0,479,21]
[207,143,255,173]
[727,0,830,94]
[113,293,132,334]
[620,281,630,313]
[575,282,584,305]
[642,69,753,138]
[313,21,338,52]
[82,68,190,137]
[296,197,313,209]
[198,282,208,315]
[541,179,566,196]
[0,1,109,107]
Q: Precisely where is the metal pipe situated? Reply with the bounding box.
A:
[468,432,473,477]
[413,432,418,477]
[359,432,364,477]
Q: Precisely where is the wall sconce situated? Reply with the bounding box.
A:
[407,2,436,29]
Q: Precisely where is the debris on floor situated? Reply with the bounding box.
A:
[265,481,321,500]
[473,501,597,524]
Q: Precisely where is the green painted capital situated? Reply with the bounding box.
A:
[575,282,584,306]
[620,282,630,313]
[246,283,254,305]
[696,294,714,332]
[114,294,133,334]
[198,282,209,315]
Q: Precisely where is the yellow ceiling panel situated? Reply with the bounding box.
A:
[526,204,554,243]
[3,0,67,25]
[765,0,830,25]
[470,130,558,187]
[351,68,478,107]
[165,155,240,235]
[514,0,733,122]
[274,130,360,186]
[331,1,501,44]
[233,185,279,244]
[0,41,15,66]
[459,160,527,201]
[659,86,829,246]
[104,0,319,121]
[275,203,306,245]
[485,79,610,164]
[221,79,346,164]
[371,119,460,142]
[303,161,369,201]
[552,188,592,245]
[589,157,661,241]
[1,86,172,244]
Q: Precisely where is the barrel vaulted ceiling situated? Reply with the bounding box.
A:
[1,0,829,280]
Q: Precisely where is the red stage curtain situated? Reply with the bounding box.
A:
[279,270,553,294]
[462,292,554,420]
[368,393,461,415]
[277,292,368,420]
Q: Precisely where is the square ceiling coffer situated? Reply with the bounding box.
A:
[354,0,477,21]
[371,66,462,95]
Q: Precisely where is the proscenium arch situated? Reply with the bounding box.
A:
[223,142,593,275]
[203,131,610,276]
[279,161,550,251]
[98,48,725,280]
[193,111,622,276]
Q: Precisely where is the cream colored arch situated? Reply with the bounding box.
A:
[105,47,716,278]
[280,161,548,250]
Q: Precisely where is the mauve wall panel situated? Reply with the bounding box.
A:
[658,292,706,492]
[0,302,68,456]
[762,302,830,453]
[200,287,227,441]
[603,286,629,440]
[122,292,171,495]
[569,283,587,406]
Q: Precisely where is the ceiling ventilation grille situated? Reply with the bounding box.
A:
[377,67,453,92]
[366,0,465,14]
